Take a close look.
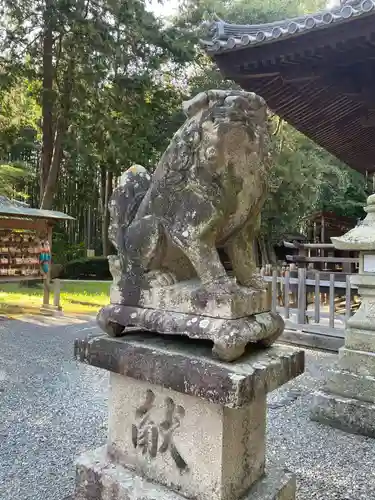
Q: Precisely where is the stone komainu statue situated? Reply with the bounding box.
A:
[98,90,284,361]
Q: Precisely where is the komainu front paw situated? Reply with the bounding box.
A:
[145,271,177,287]
[241,273,266,290]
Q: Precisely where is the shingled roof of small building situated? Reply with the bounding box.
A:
[0,196,74,221]
[202,0,375,54]
[202,0,375,174]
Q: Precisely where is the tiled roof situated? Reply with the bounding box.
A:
[201,0,375,54]
[0,196,74,221]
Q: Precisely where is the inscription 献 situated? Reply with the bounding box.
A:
[131,390,188,471]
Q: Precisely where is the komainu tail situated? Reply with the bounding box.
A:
[108,165,151,250]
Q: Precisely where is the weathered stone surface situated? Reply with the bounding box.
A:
[108,373,265,500]
[75,447,295,500]
[310,194,375,437]
[97,305,284,362]
[325,369,375,404]
[136,279,269,319]
[75,446,186,500]
[311,390,375,438]
[338,347,375,377]
[98,89,284,361]
[345,327,375,352]
[246,467,296,500]
[108,255,122,305]
[74,334,305,408]
[110,271,270,319]
[332,193,375,251]
[74,336,302,499]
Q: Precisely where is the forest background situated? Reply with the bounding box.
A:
[0,0,369,268]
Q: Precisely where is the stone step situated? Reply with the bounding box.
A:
[339,347,375,377]
[76,447,296,500]
[325,368,375,404]
[345,328,375,352]
[310,390,375,438]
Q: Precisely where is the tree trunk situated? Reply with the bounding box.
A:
[40,118,65,209]
[40,0,54,201]
[268,240,277,265]
[41,57,74,209]
[258,236,270,266]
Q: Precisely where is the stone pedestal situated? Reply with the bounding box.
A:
[311,194,375,437]
[74,333,304,500]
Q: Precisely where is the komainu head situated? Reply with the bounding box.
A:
[159,89,269,189]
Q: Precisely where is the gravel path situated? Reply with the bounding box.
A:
[1,315,375,499]
[0,316,107,500]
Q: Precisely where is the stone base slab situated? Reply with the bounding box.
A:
[325,369,375,404]
[280,329,344,353]
[74,334,304,409]
[310,390,375,438]
[345,327,375,352]
[339,347,375,377]
[75,446,296,500]
[138,279,270,319]
[97,304,284,362]
[110,278,270,320]
[247,466,296,500]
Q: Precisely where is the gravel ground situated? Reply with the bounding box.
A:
[0,315,108,500]
[1,315,375,500]
[267,351,375,499]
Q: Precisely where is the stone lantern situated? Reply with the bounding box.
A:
[311,194,375,437]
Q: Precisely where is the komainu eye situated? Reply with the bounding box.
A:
[205,146,217,160]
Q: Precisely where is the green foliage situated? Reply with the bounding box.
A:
[176,0,369,244]
[52,229,86,264]
[1,0,195,209]
[0,163,33,197]
[59,257,110,280]
[263,120,369,242]
[0,78,40,198]
[0,0,370,258]
[0,281,110,315]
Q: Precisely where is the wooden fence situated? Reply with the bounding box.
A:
[283,241,358,273]
[259,266,358,351]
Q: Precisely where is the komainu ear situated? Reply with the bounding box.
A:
[182,92,209,118]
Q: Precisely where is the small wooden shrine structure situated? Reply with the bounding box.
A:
[303,211,357,244]
[203,0,375,175]
[0,196,73,308]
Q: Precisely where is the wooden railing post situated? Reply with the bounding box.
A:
[284,270,290,319]
[329,273,335,328]
[42,277,50,307]
[345,274,351,321]
[271,269,278,313]
[314,271,320,324]
[53,279,62,310]
[297,267,307,324]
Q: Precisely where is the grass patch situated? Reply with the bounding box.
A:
[0,281,110,316]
